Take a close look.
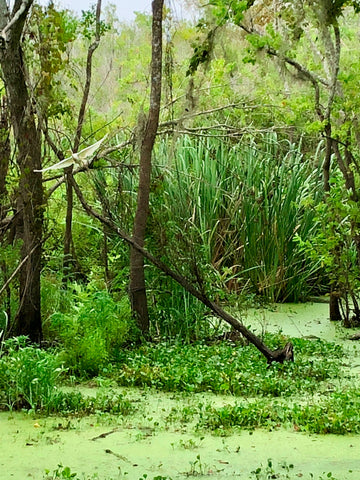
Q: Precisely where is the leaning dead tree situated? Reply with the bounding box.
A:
[70,174,294,364]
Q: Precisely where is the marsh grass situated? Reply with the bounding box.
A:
[152,134,323,305]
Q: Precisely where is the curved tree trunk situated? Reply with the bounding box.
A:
[129,0,164,334]
[0,0,43,342]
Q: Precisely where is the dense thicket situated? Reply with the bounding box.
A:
[1,0,360,349]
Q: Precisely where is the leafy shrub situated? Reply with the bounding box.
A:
[49,288,138,376]
[0,336,63,411]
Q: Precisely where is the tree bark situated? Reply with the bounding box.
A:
[129,0,164,334]
[0,0,43,342]
[329,290,342,321]
[0,96,11,323]
[0,96,9,221]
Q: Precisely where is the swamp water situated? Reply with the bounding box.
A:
[2,302,360,480]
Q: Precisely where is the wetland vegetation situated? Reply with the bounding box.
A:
[3,0,360,478]
[2,305,360,478]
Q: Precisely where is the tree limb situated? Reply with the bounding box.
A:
[0,0,31,42]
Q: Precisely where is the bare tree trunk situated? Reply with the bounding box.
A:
[0,0,43,342]
[130,0,164,334]
[63,172,74,282]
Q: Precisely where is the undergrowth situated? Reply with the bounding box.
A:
[45,390,135,416]
[0,336,63,411]
[0,336,134,416]
[0,330,355,438]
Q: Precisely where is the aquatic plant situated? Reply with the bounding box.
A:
[43,464,116,479]
[251,459,295,479]
[115,336,342,397]
[195,388,360,435]
[43,465,173,480]
[151,134,323,307]
[0,336,63,411]
[45,390,135,416]
[185,454,209,476]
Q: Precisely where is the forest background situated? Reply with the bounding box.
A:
[1,0,360,373]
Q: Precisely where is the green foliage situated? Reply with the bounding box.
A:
[0,337,63,411]
[115,335,342,396]
[0,241,21,330]
[49,288,138,377]
[79,5,111,40]
[187,28,217,76]
[44,466,172,480]
[250,459,295,480]
[43,465,111,480]
[27,4,77,119]
[44,465,78,480]
[296,172,360,324]
[209,0,248,26]
[0,336,137,415]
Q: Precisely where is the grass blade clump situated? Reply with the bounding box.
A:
[0,336,63,411]
[152,134,323,308]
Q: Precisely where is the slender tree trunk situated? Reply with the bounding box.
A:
[130,0,164,334]
[63,0,102,284]
[63,170,74,282]
[0,96,11,324]
[0,96,9,221]
[0,0,43,342]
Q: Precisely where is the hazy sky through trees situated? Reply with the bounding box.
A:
[33,0,194,22]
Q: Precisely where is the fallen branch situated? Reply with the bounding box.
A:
[70,175,293,364]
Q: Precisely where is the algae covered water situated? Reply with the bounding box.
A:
[2,302,360,480]
[2,391,360,479]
